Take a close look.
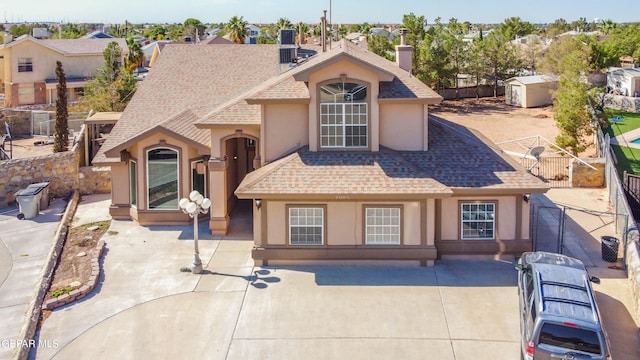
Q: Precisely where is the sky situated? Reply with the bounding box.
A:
[2,0,637,25]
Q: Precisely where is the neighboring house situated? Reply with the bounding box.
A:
[246,24,261,44]
[607,67,640,97]
[370,28,395,41]
[505,75,559,108]
[0,35,128,107]
[201,36,234,45]
[82,31,115,39]
[141,40,171,68]
[32,28,53,39]
[94,38,547,266]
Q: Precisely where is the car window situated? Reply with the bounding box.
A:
[538,323,601,355]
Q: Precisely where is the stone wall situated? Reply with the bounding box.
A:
[0,151,77,205]
[603,94,640,113]
[0,126,111,207]
[570,158,605,188]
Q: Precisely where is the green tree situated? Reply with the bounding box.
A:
[368,34,394,61]
[143,25,167,41]
[338,25,348,39]
[417,18,453,91]
[125,35,143,72]
[544,18,570,38]
[481,31,522,97]
[10,24,32,37]
[402,13,428,74]
[52,23,86,39]
[53,61,69,153]
[275,17,293,30]
[549,38,594,155]
[167,23,185,42]
[498,17,536,41]
[184,18,206,41]
[226,16,248,44]
[84,42,138,112]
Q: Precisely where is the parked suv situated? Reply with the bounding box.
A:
[516,252,611,360]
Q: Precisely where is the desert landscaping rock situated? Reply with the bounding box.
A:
[76,252,86,257]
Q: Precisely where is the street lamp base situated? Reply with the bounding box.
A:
[192,256,203,274]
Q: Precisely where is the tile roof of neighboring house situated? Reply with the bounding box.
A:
[235,117,547,198]
[202,36,234,45]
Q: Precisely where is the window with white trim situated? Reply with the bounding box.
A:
[289,207,324,245]
[147,148,179,210]
[18,58,33,72]
[365,207,401,245]
[129,160,137,207]
[320,82,368,148]
[461,202,495,240]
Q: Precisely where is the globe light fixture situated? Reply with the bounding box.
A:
[179,190,210,274]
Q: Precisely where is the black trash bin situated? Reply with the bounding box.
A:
[601,236,620,262]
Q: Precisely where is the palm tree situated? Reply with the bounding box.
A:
[227,16,248,44]
[276,17,293,31]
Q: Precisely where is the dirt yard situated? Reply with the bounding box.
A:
[431,97,597,158]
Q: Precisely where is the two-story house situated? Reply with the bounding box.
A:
[94,36,547,266]
[0,35,128,107]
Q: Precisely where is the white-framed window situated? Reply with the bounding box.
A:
[320,82,368,148]
[147,147,179,210]
[129,160,137,207]
[365,207,401,245]
[191,160,206,198]
[288,207,324,245]
[461,202,496,240]
[18,58,33,72]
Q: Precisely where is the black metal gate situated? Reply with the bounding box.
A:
[531,203,621,256]
[522,156,571,188]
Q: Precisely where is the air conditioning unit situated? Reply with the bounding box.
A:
[279,29,296,45]
[279,47,297,64]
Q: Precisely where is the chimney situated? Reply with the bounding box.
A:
[395,28,412,73]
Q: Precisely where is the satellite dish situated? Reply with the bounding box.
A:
[529,146,545,159]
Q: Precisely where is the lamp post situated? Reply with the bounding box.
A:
[179,190,211,274]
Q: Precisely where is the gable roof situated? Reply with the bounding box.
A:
[97,39,442,161]
[235,116,548,199]
[98,44,284,159]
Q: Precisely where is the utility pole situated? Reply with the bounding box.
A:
[329,0,332,49]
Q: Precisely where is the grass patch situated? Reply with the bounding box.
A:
[604,109,640,138]
[602,109,640,178]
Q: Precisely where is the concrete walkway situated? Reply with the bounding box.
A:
[25,190,640,359]
[0,198,67,360]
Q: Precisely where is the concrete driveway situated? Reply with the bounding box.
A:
[32,192,640,359]
[33,196,521,360]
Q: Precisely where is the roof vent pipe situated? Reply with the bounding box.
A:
[321,11,327,52]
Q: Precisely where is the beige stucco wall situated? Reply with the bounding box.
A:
[307,59,381,152]
[209,125,260,159]
[9,40,105,83]
[440,196,518,241]
[263,103,308,162]
[379,103,428,151]
[119,132,204,211]
[263,200,422,246]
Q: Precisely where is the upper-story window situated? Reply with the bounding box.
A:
[18,58,33,72]
[320,81,368,149]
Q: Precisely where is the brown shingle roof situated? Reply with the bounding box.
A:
[235,117,547,199]
[235,146,453,199]
[100,44,282,157]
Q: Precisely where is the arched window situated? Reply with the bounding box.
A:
[147,148,179,210]
[320,81,368,148]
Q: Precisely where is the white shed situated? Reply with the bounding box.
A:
[607,68,640,97]
[505,75,559,108]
